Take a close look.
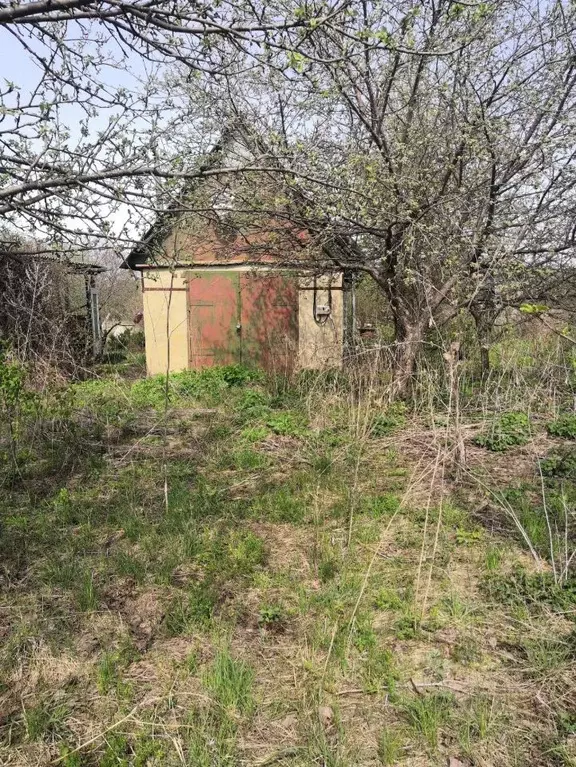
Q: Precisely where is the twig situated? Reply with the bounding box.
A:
[253,746,301,766]
[50,702,145,764]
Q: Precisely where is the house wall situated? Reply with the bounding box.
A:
[141,267,345,375]
[142,270,189,375]
[298,274,344,369]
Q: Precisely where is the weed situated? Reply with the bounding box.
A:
[96,650,131,695]
[353,617,377,652]
[77,570,98,611]
[187,708,238,767]
[484,545,503,572]
[361,493,401,518]
[362,648,398,695]
[251,485,306,523]
[235,388,271,420]
[482,567,576,613]
[540,446,576,480]
[127,365,260,409]
[186,709,237,767]
[99,732,130,767]
[497,485,570,560]
[228,446,269,470]
[370,404,407,437]
[240,424,269,442]
[458,695,497,749]
[311,450,334,476]
[440,592,473,620]
[455,528,483,545]
[113,550,147,582]
[521,632,576,676]
[41,557,80,589]
[374,588,404,611]
[402,691,455,749]
[202,649,254,716]
[475,411,531,452]
[212,528,267,578]
[258,603,286,631]
[394,614,420,640]
[266,411,308,436]
[547,414,576,440]
[164,584,216,635]
[58,745,83,767]
[452,637,482,665]
[319,557,340,583]
[24,699,69,741]
[377,727,404,765]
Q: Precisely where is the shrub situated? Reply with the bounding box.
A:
[540,446,576,480]
[266,411,308,437]
[547,414,576,440]
[129,365,260,408]
[475,411,531,452]
[235,389,271,420]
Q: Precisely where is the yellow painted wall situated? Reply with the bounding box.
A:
[142,270,189,375]
[298,274,344,369]
[142,268,345,375]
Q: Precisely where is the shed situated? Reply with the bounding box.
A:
[124,130,356,376]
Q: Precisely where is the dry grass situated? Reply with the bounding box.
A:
[2,363,576,766]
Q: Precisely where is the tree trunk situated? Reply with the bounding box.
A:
[479,343,490,378]
[470,306,493,379]
[391,317,426,399]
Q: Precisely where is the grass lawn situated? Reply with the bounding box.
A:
[1,365,576,766]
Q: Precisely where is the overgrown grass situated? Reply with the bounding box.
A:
[2,359,576,766]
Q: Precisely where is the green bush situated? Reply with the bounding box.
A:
[547,414,576,440]
[475,411,531,452]
[234,388,271,419]
[540,446,576,480]
[129,365,261,408]
[266,411,308,436]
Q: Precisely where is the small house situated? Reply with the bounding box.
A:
[124,130,356,376]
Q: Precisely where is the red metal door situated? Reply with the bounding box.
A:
[188,273,240,368]
[239,273,298,373]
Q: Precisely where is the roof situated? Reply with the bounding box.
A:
[123,121,362,273]
[122,129,233,270]
[8,251,106,274]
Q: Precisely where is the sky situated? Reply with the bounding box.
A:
[0,23,170,247]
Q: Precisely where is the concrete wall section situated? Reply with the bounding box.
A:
[142,270,189,375]
[298,274,344,369]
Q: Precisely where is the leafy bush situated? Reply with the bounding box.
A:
[234,388,270,419]
[540,446,576,480]
[547,413,576,440]
[474,411,531,452]
[266,411,308,436]
[129,365,260,408]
